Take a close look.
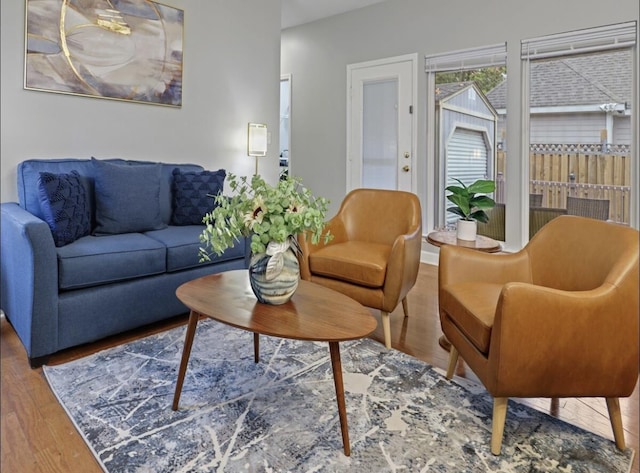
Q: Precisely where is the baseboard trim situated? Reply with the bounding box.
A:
[421,249,439,266]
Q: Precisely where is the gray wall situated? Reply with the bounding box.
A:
[281,0,639,255]
[1,0,282,202]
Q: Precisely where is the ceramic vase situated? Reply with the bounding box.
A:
[456,219,477,241]
[249,240,300,305]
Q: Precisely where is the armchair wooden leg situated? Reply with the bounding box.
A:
[401,297,409,317]
[606,397,626,450]
[381,311,392,349]
[491,397,509,455]
[445,346,458,379]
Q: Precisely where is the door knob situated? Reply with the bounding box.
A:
[402,165,410,172]
[404,152,410,159]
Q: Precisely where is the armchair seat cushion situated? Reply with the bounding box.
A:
[441,282,503,354]
[57,233,166,290]
[309,241,390,288]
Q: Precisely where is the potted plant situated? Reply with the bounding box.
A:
[446,178,496,241]
[199,173,332,304]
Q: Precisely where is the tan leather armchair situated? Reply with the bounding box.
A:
[439,215,639,455]
[298,188,422,349]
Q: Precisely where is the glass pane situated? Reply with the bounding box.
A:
[435,66,507,239]
[527,49,632,237]
[445,128,489,226]
[362,79,397,189]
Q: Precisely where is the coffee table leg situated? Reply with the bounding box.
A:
[172,311,200,410]
[328,341,350,456]
[253,333,259,363]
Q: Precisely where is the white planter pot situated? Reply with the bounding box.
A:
[456,219,477,241]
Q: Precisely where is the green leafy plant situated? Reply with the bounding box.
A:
[199,173,331,261]
[446,178,496,223]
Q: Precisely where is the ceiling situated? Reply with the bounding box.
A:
[281,0,388,29]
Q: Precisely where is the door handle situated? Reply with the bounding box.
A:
[402,165,410,172]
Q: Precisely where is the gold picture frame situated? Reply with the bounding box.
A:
[24,0,184,107]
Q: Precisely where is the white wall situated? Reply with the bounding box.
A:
[0,0,282,203]
[281,0,639,256]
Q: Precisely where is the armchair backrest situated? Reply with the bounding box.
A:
[336,188,422,244]
[526,215,639,293]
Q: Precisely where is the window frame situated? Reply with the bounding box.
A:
[425,43,507,230]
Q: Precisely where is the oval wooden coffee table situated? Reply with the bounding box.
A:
[172,270,377,456]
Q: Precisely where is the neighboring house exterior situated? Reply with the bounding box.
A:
[487,49,632,149]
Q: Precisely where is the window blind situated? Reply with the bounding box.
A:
[521,21,636,60]
[425,43,507,72]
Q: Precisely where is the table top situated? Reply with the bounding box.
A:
[176,270,377,342]
[426,230,502,253]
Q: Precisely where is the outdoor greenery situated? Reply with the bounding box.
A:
[446,178,496,223]
[436,66,506,95]
[199,173,331,260]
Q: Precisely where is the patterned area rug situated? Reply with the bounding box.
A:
[43,319,634,473]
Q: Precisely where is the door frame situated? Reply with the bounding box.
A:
[346,53,419,193]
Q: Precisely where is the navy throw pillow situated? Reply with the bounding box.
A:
[92,158,166,235]
[38,171,91,247]
[171,168,226,225]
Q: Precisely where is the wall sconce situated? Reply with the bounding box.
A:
[247,123,268,175]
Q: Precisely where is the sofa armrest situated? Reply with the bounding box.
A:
[1,203,59,361]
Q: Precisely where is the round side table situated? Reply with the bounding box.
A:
[427,230,502,350]
[426,230,501,253]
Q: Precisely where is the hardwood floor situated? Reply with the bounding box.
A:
[1,263,638,472]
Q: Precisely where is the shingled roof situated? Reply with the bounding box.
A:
[434,81,475,102]
[486,49,631,109]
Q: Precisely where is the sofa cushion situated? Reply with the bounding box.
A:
[37,171,91,247]
[309,241,391,288]
[144,225,246,272]
[18,159,205,227]
[171,168,226,225]
[92,158,166,235]
[18,158,127,222]
[56,233,166,290]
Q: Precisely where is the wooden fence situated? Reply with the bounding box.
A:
[495,144,631,224]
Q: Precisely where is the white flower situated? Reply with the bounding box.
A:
[287,202,304,214]
[243,195,266,231]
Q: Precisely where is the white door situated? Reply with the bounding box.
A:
[347,55,416,192]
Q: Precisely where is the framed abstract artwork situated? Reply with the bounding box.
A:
[24,0,184,107]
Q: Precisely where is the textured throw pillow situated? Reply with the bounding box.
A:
[38,171,91,247]
[171,168,226,225]
[92,158,166,235]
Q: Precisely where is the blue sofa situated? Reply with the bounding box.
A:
[1,158,249,366]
